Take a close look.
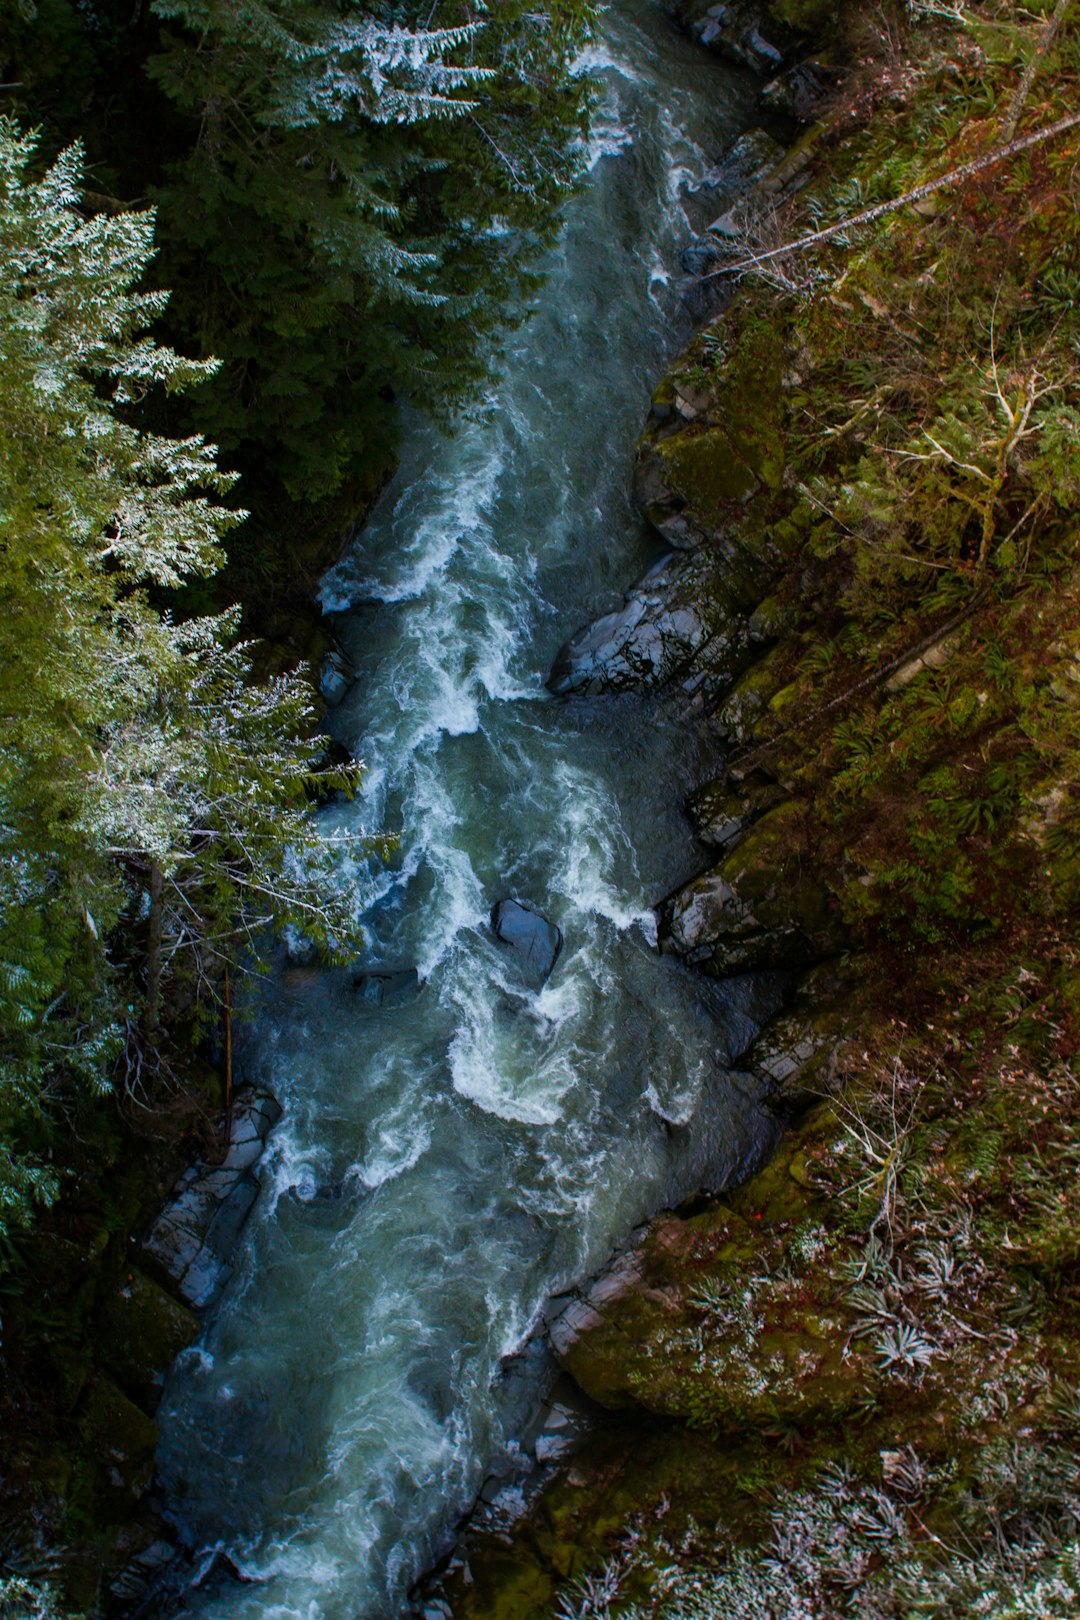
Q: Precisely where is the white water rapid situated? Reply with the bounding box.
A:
[154,8,779,1615]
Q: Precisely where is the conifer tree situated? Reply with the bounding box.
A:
[0,119,363,1234]
[147,0,597,497]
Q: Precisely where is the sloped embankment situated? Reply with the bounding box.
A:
[438,1,1080,1613]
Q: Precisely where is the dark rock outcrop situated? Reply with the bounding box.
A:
[548,546,765,699]
[657,800,845,975]
[759,58,831,120]
[141,1087,282,1309]
[697,126,787,201]
[97,1270,200,1413]
[683,0,787,75]
[686,770,788,851]
[490,899,563,985]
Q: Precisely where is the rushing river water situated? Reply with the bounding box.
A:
[154,8,778,1616]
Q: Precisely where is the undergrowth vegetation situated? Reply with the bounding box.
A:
[705,0,1080,963]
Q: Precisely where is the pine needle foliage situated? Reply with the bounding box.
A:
[0,121,366,1237]
[146,0,599,498]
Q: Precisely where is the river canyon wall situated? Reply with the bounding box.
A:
[435,1,1080,1614]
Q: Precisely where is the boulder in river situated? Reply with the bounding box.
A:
[353,966,420,1005]
[491,899,563,985]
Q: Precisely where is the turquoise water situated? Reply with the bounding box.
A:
[154,9,770,1615]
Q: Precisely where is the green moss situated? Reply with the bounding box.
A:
[69,1376,158,1529]
[97,1269,200,1408]
[655,426,760,514]
[720,329,787,492]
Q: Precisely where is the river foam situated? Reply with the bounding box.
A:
[153,9,775,1617]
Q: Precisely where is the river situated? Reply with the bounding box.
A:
[154,7,777,1615]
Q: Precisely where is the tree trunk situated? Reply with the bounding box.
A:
[144,861,164,1039]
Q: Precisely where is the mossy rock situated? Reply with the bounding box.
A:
[439,1421,762,1620]
[71,1376,158,1526]
[745,998,849,1108]
[685,773,788,851]
[749,590,796,639]
[552,1144,875,1431]
[97,1268,200,1412]
[711,643,792,744]
[659,800,845,974]
[654,426,761,514]
[717,329,787,492]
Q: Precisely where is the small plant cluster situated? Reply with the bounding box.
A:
[0,1577,72,1620]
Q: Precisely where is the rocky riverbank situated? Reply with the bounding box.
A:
[430,1,1080,1613]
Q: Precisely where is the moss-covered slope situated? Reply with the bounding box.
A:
[440,2,1080,1614]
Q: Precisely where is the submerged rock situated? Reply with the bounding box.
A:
[353,966,420,1005]
[491,899,563,984]
[142,1086,282,1310]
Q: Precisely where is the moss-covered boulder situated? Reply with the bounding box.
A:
[657,800,844,974]
[436,1421,757,1620]
[686,771,788,850]
[97,1268,200,1413]
[744,976,852,1108]
[72,1376,158,1522]
[548,1107,879,1430]
[709,641,792,746]
[633,323,788,552]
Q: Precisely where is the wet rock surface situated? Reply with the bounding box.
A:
[686,770,787,851]
[697,125,787,200]
[141,1086,282,1309]
[683,0,787,75]
[547,546,764,699]
[490,899,563,984]
[318,641,354,707]
[657,800,846,975]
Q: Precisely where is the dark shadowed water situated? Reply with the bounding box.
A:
[154,8,774,1615]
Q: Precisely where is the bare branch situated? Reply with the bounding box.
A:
[704,111,1080,283]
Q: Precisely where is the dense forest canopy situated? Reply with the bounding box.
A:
[2,0,599,498]
[0,120,363,1236]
